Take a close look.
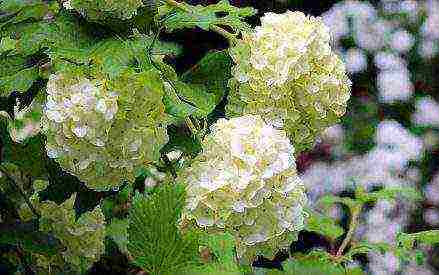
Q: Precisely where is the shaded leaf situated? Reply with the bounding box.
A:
[0,67,39,96]
[182,50,232,105]
[304,208,344,240]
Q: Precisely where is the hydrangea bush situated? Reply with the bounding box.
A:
[0,0,437,274]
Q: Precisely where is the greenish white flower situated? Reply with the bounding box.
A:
[226,11,351,153]
[179,115,307,262]
[38,193,106,271]
[42,70,170,191]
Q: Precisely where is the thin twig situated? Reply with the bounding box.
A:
[336,203,362,257]
[0,165,39,217]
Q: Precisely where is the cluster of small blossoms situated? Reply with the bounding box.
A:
[38,193,106,271]
[226,11,351,154]
[65,0,144,20]
[42,71,170,191]
[179,115,307,262]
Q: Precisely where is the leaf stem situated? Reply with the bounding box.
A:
[162,0,238,44]
[0,165,39,218]
[336,203,362,257]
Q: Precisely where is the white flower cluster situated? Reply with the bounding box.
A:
[227,11,351,153]
[179,115,307,262]
[42,71,170,191]
[44,74,118,148]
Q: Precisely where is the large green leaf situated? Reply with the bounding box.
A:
[267,257,347,275]
[304,208,344,240]
[0,67,39,95]
[357,186,423,204]
[0,219,64,256]
[182,50,232,105]
[127,183,200,274]
[158,0,256,33]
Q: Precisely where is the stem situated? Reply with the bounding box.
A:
[0,165,39,218]
[162,0,238,44]
[336,203,362,257]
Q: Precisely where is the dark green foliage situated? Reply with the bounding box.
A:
[159,0,257,33]
[267,256,347,275]
[0,219,64,256]
[182,50,232,107]
[127,183,200,274]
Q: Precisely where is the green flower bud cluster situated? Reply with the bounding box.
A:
[41,70,170,191]
[226,11,351,153]
[179,115,307,262]
[38,193,106,271]
[66,0,145,20]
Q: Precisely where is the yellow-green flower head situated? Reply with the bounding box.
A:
[42,71,169,191]
[69,0,145,20]
[38,193,105,271]
[226,11,351,153]
[179,115,307,262]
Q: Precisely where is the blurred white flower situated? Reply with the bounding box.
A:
[390,29,414,53]
[419,39,438,59]
[424,208,439,226]
[421,0,439,40]
[344,48,367,73]
[377,68,413,103]
[374,51,406,71]
[412,96,439,127]
[425,173,439,204]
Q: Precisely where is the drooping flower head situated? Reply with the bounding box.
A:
[226,11,351,153]
[179,115,307,262]
[42,69,170,191]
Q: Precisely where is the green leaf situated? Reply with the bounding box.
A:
[267,256,347,275]
[182,50,232,105]
[162,84,197,119]
[0,2,48,29]
[397,230,439,249]
[181,232,245,275]
[345,241,392,259]
[317,195,356,210]
[0,37,15,54]
[127,183,200,274]
[161,124,202,158]
[160,60,217,119]
[0,0,43,14]
[304,208,344,240]
[0,55,27,77]
[358,187,423,204]
[159,0,257,33]
[0,67,39,95]
[0,219,64,256]
[106,218,129,255]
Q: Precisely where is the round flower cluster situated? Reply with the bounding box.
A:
[41,70,170,191]
[226,11,351,153]
[38,193,106,271]
[179,115,307,262]
[67,0,144,20]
